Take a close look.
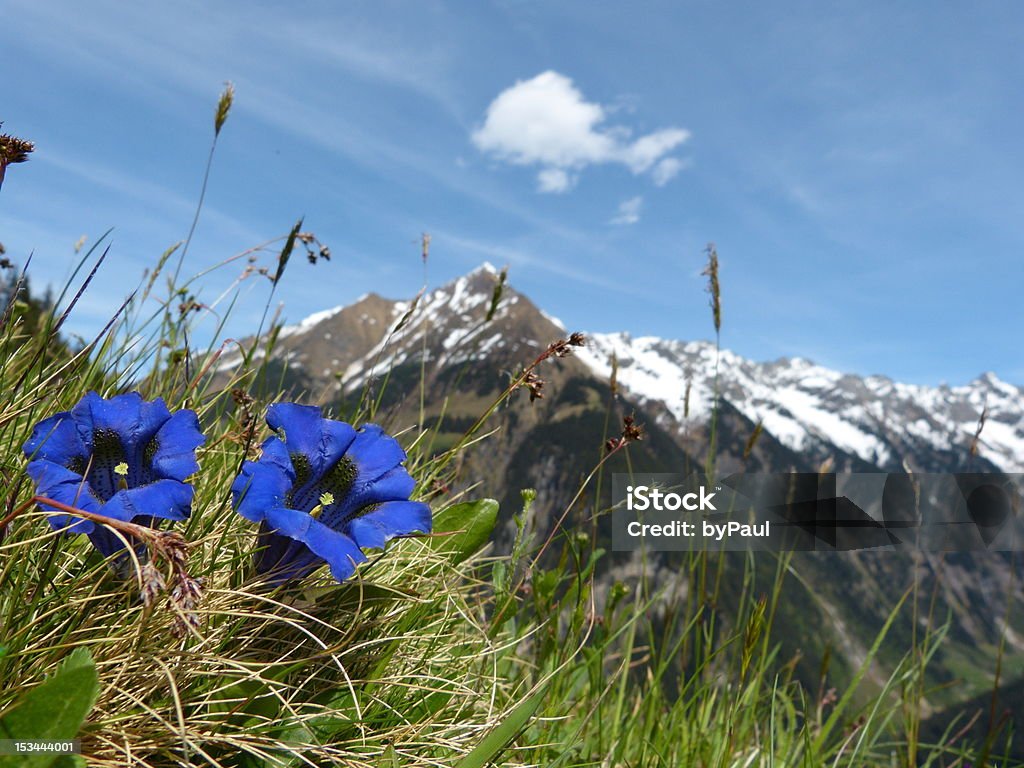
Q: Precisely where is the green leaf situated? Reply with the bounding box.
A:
[532,569,561,606]
[429,499,498,565]
[383,745,401,768]
[454,685,546,768]
[0,648,99,768]
[491,561,508,592]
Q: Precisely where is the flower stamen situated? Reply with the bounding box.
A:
[114,461,130,490]
[309,491,335,519]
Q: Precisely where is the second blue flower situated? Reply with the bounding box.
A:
[232,403,432,583]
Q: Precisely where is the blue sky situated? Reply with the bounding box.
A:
[1,0,1021,385]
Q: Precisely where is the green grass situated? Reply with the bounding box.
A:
[0,90,1019,767]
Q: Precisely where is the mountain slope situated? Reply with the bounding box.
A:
[216,263,1024,731]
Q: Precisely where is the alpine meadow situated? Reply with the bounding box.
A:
[1,80,1022,768]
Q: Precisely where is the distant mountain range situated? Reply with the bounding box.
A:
[218,263,1024,747]
[225,262,1022,475]
[580,333,1023,474]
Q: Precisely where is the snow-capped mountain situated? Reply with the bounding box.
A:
[230,262,1022,474]
[228,263,563,390]
[577,333,1024,473]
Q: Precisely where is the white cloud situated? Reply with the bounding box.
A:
[472,71,689,192]
[537,168,575,193]
[611,196,643,225]
[652,157,686,186]
[621,131,689,173]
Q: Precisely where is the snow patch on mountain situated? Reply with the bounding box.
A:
[577,332,1023,471]
[278,305,345,339]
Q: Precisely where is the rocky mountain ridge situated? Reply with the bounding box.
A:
[230,262,1022,475]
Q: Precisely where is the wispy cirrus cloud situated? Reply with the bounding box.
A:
[471,71,689,193]
[611,196,643,225]
[651,157,688,186]
[435,229,651,296]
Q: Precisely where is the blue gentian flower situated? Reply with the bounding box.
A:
[22,392,206,557]
[232,403,432,584]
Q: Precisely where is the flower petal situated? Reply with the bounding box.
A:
[266,402,359,483]
[262,506,367,582]
[78,391,177,448]
[346,500,432,551]
[304,517,368,582]
[346,425,408,484]
[149,408,206,480]
[232,438,295,523]
[25,459,102,534]
[101,479,195,523]
[86,529,138,559]
[316,418,359,482]
[266,402,324,463]
[22,412,87,467]
[321,467,415,529]
[254,532,320,583]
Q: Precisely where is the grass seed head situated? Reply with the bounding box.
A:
[702,242,721,335]
[214,81,234,136]
[0,130,34,166]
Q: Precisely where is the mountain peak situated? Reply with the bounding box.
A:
[468,261,500,276]
[436,262,502,295]
[974,371,1011,389]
